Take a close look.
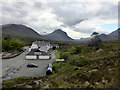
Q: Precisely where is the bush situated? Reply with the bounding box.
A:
[60,52,71,60]
[70,45,82,55]
[68,55,89,67]
[2,38,25,52]
[2,40,9,51]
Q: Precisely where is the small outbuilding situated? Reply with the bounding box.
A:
[25,49,50,60]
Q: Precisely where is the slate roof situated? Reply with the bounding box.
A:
[26,49,50,56]
[32,41,50,47]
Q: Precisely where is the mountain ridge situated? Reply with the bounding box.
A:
[78,28,119,41]
[2,24,43,39]
[43,29,73,42]
[2,24,119,42]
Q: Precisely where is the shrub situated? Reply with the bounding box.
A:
[60,52,71,60]
[70,45,82,55]
[2,40,9,51]
[2,38,25,52]
[68,55,89,67]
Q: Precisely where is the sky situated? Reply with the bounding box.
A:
[1,0,119,39]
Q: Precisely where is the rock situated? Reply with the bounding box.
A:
[34,80,43,85]
[100,64,103,67]
[92,69,98,72]
[25,85,32,88]
[44,84,49,88]
[84,81,90,87]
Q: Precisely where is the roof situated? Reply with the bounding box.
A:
[26,49,50,56]
[32,41,50,47]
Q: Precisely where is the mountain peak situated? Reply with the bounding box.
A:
[2,24,43,39]
[53,29,67,35]
[55,29,63,31]
[43,29,73,42]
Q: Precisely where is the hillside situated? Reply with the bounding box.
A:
[2,41,119,89]
[2,24,44,40]
[108,28,119,40]
[43,29,73,42]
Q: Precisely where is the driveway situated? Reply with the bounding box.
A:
[2,47,56,81]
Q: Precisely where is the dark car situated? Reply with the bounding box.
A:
[27,63,38,68]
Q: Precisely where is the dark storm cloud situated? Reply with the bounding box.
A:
[48,2,87,26]
[48,2,117,26]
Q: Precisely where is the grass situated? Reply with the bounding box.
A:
[55,51,60,59]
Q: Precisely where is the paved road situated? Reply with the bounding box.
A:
[2,47,56,81]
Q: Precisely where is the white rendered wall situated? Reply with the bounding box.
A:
[38,56,49,59]
[25,55,37,59]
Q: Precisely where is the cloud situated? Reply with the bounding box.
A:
[1,1,118,39]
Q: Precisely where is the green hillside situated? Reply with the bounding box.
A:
[2,40,119,89]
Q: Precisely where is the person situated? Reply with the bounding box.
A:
[49,64,52,68]
[46,64,53,75]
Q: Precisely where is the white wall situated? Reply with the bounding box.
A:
[25,55,37,59]
[29,48,31,52]
[38,56,49,59]
[31,44,38,49]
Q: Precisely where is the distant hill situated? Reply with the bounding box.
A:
[98,28,119,41]
[77,37,91,42]
[2,24,44,42]
[107,28,119,40]
[78,28,119,42]
[43,29,73,42]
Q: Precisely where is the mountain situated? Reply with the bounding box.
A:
[43,29,73,42]
[98,28,119,41]
[78,37,91,42]
[98,34,110,41]
[2,24,44,40]
[108,28,119,40]
[78,28,119,42]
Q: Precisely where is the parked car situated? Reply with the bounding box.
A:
[27,63,38,68]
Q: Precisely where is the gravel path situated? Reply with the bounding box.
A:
[2,47,56,81]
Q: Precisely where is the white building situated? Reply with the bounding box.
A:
[25,49,50,60]
[39,45,50,53]
[31,43,38,49]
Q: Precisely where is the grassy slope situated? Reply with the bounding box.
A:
[2,41,119,89]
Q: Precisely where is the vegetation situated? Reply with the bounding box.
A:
[55,51,60,59]
[89,32,102,50]
[2,40,119,89]
[2,38,25,52]
[60,52,70,60]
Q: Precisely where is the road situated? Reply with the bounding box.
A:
[2,47,56,81]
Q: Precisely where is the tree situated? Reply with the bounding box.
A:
[91,32,99,37]
[52,46,56,50]
[2,40,9,51]
[90,32,102,50]
[2,38,25,52]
